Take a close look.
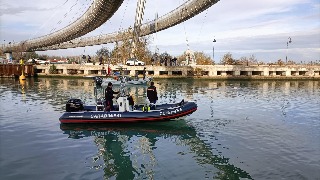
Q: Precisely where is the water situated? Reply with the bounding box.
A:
[0,77,319,180]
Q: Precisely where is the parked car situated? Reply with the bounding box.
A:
[126,58,145,66]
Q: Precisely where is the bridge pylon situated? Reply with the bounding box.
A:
[131,0,147,59]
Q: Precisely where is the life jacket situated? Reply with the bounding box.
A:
[142,105,150,112]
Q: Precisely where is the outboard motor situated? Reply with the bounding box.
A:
[95,77,103,86]
[96,98,105,111]
[178,99,185,106]
[66,98,84,112]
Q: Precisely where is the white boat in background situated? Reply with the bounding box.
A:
[84,75,153,86]
[102,76,153,86]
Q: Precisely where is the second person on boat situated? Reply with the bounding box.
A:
[105,82,120,111]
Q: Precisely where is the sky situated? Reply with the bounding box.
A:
[0,0,319,63]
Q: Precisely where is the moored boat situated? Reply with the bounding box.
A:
[101,76,153,86]
[59,77,197,123]
[59,98,197,123]
[86,75,153,86]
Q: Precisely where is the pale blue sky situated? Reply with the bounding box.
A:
[1,0,319,63]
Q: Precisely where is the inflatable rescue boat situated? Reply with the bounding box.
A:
[59,76,197,123]
[59,97,197,123]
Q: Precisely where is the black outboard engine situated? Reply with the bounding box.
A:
[95,77,103,86]
[66,98,84,112]
[96,98,106,111]
[178,99,185,106]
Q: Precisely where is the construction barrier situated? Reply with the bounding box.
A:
[0,64,34,77]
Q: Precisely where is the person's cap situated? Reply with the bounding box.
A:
[151,82,154,86]
[108,82,113,86]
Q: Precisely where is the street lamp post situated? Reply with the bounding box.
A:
[213,38,216,64]
[286,37,292,64]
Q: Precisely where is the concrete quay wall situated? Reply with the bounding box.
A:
[34,64,320,78]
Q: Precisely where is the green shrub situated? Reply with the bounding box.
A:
[49,64,58,74]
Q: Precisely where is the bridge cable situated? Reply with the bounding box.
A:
[28,0,70,40]
[67,0,91,41]
[114,0,129,64]
[179,0,190,50]
[55,0,91,47]
[50,0,79,33]
[74,0,94,55]
[154,0,158,55]
[98,0,120,42]
[119,0,130,31]
[196,9,209,50]
[70,0,90,24]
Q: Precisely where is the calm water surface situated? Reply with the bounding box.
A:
[0,78,319,180]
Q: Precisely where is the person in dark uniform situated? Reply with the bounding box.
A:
[104,82,119,111]
[99,56,103,65]
[143,67,146,80]
[82,55,86,63]
[135,71,139,80]
[147,82,158,104]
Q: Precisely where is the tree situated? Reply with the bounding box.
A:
[25,52,38,60]
[248,54,258,64]
[239,56,248,65]
[287,60,296,65]
[176,54,185,65]
[12,44,26,60]
[133,36,153,64]
[160,52,171,59]
[111,28,133,65]
[107,27,153,65]
[220,52,237,65]
[38,55,48,60]
[96,47,111,58]
[194,51,213,65]
[277,59,284,66]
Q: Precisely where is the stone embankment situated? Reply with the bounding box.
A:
[31,64,320,79]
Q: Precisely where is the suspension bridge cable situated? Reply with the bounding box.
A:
[73,1,91,44]
[155,0,158,54]
[179,0,189,50]
[196,9,209,50]
[29,0,70,40]
[98,0,118,41]
[50,0,79,33]
[119,0,130,30]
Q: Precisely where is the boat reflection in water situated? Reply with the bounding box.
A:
[60,121,252,180]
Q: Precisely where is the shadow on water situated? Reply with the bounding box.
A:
[60,120,253,180]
